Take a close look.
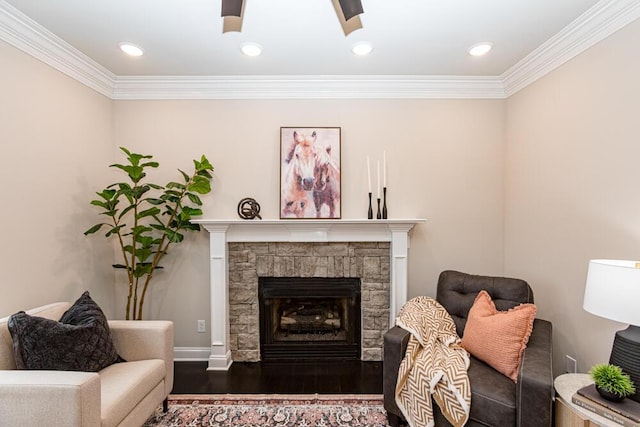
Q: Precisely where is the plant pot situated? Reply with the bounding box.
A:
[596,386,625,402]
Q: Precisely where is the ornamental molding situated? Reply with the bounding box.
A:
[1,0,638,100]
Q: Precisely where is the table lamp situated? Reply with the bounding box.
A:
[584,259,640,403]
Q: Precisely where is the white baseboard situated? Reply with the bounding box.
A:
[174,347,210,361]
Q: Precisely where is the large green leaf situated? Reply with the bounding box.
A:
[180,206,203,221]
[197,170,213,179]
[118,204,135,220]
[136,207,161,220]
[164,229,184,243]
[135,248,153,262]
[133,263,153,277]
[135,234,154,246]
[132,225,152,236]
[84,223,105,235]
[160,194,180,204]
[166,182,185,190]
[146,198,165,205]
[187,176,211,194]
[131,185,150,199]
[105,225,123,237]
[186,193,202,205]
[179,223,201,232]
[97,189,117,200]
[195,156,214,172]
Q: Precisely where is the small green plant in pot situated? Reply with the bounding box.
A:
[85,147,213,320]
[589,363,636,402]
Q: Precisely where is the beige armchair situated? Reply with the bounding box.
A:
[0,302,174,427]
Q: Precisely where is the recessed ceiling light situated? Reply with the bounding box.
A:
[241,43,262,57]
[352,42,373,56]
[118,42,144,57]
[468,42,493,57]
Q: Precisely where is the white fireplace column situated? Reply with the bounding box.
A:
[194,219,423,371]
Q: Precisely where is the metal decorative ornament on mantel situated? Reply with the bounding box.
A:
[191,218,425,371]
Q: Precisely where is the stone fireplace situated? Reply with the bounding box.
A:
[193,219,422,371]
[228,242,389,362]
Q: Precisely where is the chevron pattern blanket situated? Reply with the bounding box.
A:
[395,296,471,427]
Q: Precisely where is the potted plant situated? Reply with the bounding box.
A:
[85,147,213,320]
[589,363,636,402]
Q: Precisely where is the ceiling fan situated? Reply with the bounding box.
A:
[220,0,364,35]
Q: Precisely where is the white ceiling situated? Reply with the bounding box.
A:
[1,0,638,98]
[4,0,602,76]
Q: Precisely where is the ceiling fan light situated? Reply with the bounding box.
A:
[468,42,493,56]
[352,42,373,56]
[118,43,144,57]
[241,43,262,57]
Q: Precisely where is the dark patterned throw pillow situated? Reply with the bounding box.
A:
[8,291,122,371]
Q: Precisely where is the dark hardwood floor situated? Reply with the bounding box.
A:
[172,360,383,394]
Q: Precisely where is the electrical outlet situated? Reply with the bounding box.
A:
[197,319,206,333]
[566,355,577,373]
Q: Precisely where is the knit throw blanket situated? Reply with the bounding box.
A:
[395,296,471,427]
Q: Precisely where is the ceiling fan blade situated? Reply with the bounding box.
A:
[221,0,244,17]
[338,0,364,21]
[223,16,243,33]
[221,0,245,33]
[331,0,363,36]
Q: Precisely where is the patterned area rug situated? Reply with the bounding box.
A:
[144,394,390,427]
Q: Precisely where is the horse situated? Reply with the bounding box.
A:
[312,145,340,218]
[281,130,317,217]
[284,131,317,191]
[281,180,310,218]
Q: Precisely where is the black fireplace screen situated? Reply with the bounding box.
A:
[259,277,361,360]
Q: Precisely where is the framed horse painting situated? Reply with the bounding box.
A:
[280,127,341,219]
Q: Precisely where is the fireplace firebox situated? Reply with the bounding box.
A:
[259,277,361,360]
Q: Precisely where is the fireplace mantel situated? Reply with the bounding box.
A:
[192,218,424,370]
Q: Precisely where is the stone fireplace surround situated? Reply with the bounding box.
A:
[193,219,422,371]
[229,241,389,362]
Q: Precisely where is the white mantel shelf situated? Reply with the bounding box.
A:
[192,218,425,370]
[192,218,425,242]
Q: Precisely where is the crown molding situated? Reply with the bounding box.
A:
[111,75,505,100]
[502,0,640,97]
[0,0,638,100]
[0,1,115,97]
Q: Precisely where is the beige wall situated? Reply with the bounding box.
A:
[7,15,637,372]
[504,18,640,375]
[0,41,115,317]
[113,99,506,347]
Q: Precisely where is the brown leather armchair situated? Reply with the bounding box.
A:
[383,270,553,427]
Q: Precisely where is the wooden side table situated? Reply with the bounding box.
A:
[555,373,620,427]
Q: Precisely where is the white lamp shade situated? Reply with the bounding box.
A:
[584,259,640,326]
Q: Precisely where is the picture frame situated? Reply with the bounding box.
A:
[280,127,341,219]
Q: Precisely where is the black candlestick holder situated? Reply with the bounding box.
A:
[376,198,382,219]
[382,187,388,219]
[367,192,373,219]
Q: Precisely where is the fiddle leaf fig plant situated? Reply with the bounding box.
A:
[85,147,213,320]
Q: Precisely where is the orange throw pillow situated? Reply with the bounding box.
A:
[461,290,536,382]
